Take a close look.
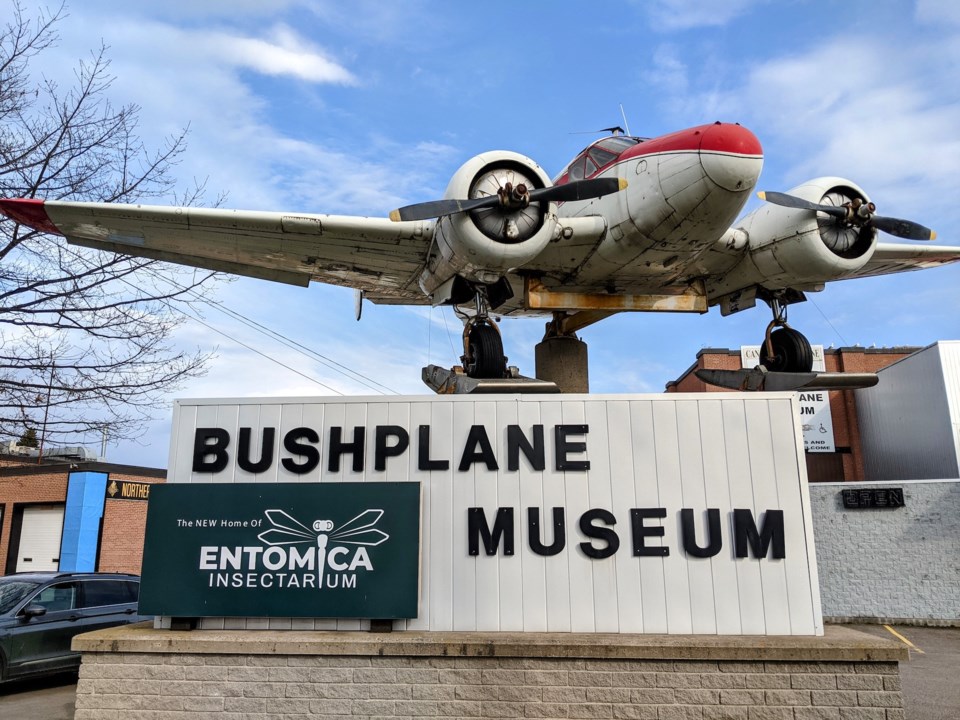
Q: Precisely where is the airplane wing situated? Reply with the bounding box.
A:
[846,241,960,280]
[0,199,435,303]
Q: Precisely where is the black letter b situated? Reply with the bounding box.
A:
[193,428,229,473]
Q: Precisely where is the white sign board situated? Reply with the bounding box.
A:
[739,347,835,452]
[797,391,836,453]
[168,394,823,636]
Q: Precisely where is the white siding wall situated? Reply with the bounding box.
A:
[166,393,823,635]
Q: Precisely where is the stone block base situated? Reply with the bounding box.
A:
[73,625,906,719]
[535,335,589,393]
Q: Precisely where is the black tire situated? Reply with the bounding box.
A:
[465,322,506,379]
[759,327,813,373]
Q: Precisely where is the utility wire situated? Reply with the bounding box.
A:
[440,305,460,361]
[57,243,353,395]
[809,297,850,346]
[171,306,344,394]
[148,270,400,395]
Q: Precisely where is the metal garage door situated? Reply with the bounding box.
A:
[17,505,65,571]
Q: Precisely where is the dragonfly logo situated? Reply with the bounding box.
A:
[258,509,389,587]
[199,508,391,591]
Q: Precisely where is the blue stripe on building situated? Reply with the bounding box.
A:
[59,471,108,572]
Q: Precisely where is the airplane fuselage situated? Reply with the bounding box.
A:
[541,123,764,299]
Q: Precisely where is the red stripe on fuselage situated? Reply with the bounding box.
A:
[554,122,762,186]
[621,122,762,161]
[0,198,63,236]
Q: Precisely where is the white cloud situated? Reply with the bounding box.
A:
[34,13,457,214]
[739,38,960,217]
[645,29,960,225]
[915,0,960,26]
[645,45,689,95]
[645,0,762,30]
[206,25,357,84]
[118,0,308,19]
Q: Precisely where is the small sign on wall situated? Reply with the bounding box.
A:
[797,391,835,453]
[105,479,152,501]
[842,487,905,509]
[740,347,835,453]
[139,482,422,618]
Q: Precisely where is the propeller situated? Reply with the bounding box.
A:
[758,191,936,241]
[390,177,627,223]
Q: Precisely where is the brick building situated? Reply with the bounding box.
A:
[666,346,920,482]
[0,458,165,576]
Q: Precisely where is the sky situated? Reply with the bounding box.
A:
[18,0,960,468]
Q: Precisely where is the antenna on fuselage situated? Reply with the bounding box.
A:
[569,126,625,136]
[619,104,632,137]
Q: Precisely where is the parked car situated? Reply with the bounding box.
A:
[0,572,150,682]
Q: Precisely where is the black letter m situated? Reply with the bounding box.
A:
[733,509,786,559]
[467,507,515,556]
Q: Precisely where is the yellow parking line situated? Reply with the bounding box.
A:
[883,625,925,654]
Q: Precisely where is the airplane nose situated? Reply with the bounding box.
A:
[699,123,764,192]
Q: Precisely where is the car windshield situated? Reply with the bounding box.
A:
[0,579,41,613]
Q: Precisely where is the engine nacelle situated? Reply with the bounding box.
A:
[418,151,557,296]
[712,177,877,297]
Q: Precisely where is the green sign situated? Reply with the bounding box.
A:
[139,482,421,618]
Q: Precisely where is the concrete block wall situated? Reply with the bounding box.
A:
[74,652,906,720]
[809,480,960,624]
[72,626,907,720]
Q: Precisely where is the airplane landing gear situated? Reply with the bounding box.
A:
[460,289,507,379]
[760,299,813,373]
[463,319,506,378]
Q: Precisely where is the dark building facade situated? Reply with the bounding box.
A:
[666,346,920,482]
[0,458,165,576]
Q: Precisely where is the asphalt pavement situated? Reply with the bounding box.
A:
[848,623,960,720]
[0,671,76,719]
[1,624,956,719]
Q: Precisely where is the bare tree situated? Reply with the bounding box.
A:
[0,2,222,450]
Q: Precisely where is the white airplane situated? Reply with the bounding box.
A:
[2,121,957,380]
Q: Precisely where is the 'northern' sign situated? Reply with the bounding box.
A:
[140,482,421,618]
[166,394,823,635]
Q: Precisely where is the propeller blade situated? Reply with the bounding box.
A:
[757,191,846,219]
[390,195,500,222]
[529,177,628,204]
[870,215,937,241]
[390,178,628,222]
[759,191,937,241]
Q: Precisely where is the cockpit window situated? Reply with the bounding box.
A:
[596,136,641,154]
[588,147,618,168]
[567,157,586,181]
[555,136,642,183]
